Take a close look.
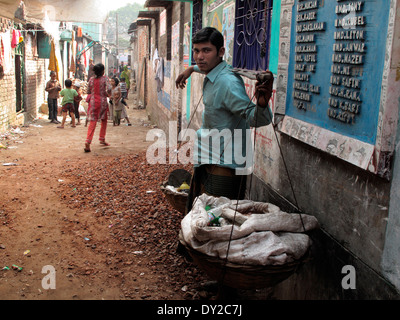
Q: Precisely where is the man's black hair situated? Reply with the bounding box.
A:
[65,79,72,87]
[192,27,224,52]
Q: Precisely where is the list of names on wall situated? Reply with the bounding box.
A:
[292,0,367,125]
[328,0,366,124]
[286,0,390,144]
[293,0,325,112]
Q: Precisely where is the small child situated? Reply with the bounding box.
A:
[45,71,61,124]
[120,77,128,101]
[58,79,78,129]
[73,82,83,125]
[113,90,123,126]
[119,77,132,126]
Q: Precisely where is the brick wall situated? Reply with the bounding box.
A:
[24,31,46,123]
[0,17,46,134]
[0,17,17,132]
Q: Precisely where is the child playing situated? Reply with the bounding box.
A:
[73,82,83,125]
[45,71,61,124]
[57,79,78,129]
[110,77,123,126]
[113,90,123,126]
[120,77,127,100]
[119,77,132,126]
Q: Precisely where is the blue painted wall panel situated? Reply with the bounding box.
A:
[269,0,281,74]
[285,0,390,144]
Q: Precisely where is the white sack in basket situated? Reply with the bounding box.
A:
[181,194,319,266]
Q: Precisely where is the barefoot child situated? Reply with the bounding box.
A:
[113,90,123,126]
[45,71,61,124]
[58,79,78,128]
[119,77,132,126]
[110,77,122,126]
[73,82,83,125]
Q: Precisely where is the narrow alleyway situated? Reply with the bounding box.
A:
[0,95,218,300]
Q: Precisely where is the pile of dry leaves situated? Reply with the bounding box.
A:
[57,151,219,299]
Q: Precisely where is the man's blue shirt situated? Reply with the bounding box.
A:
[193,61,272,172]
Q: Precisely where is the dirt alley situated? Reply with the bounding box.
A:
[0,95,216,300]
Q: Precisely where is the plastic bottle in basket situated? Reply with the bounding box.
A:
[205,205,221,226]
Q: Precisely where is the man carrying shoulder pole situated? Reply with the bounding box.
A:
[175,27,274,213]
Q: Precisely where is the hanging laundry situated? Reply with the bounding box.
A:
[83,50,87,69]
[84,49,90,70]
[0,31,12,75]
[11,29,17,48]
[48,39,59,80]
[11,29,21,48]
[155,57,164,92]
[153,48,163,91]
[69,31,76,73]
[153,48,159,70]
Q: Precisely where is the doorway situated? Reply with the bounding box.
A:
[15,44,24,113]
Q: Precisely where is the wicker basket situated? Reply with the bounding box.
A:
[161,169,191,214]
[181,241,309,290]
[161,181,188,213]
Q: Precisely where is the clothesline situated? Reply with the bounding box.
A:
[19,29,46,32]
[1,26,46,33]
[0,27,43,76]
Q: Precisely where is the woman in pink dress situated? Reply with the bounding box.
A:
[84,63,111,152]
